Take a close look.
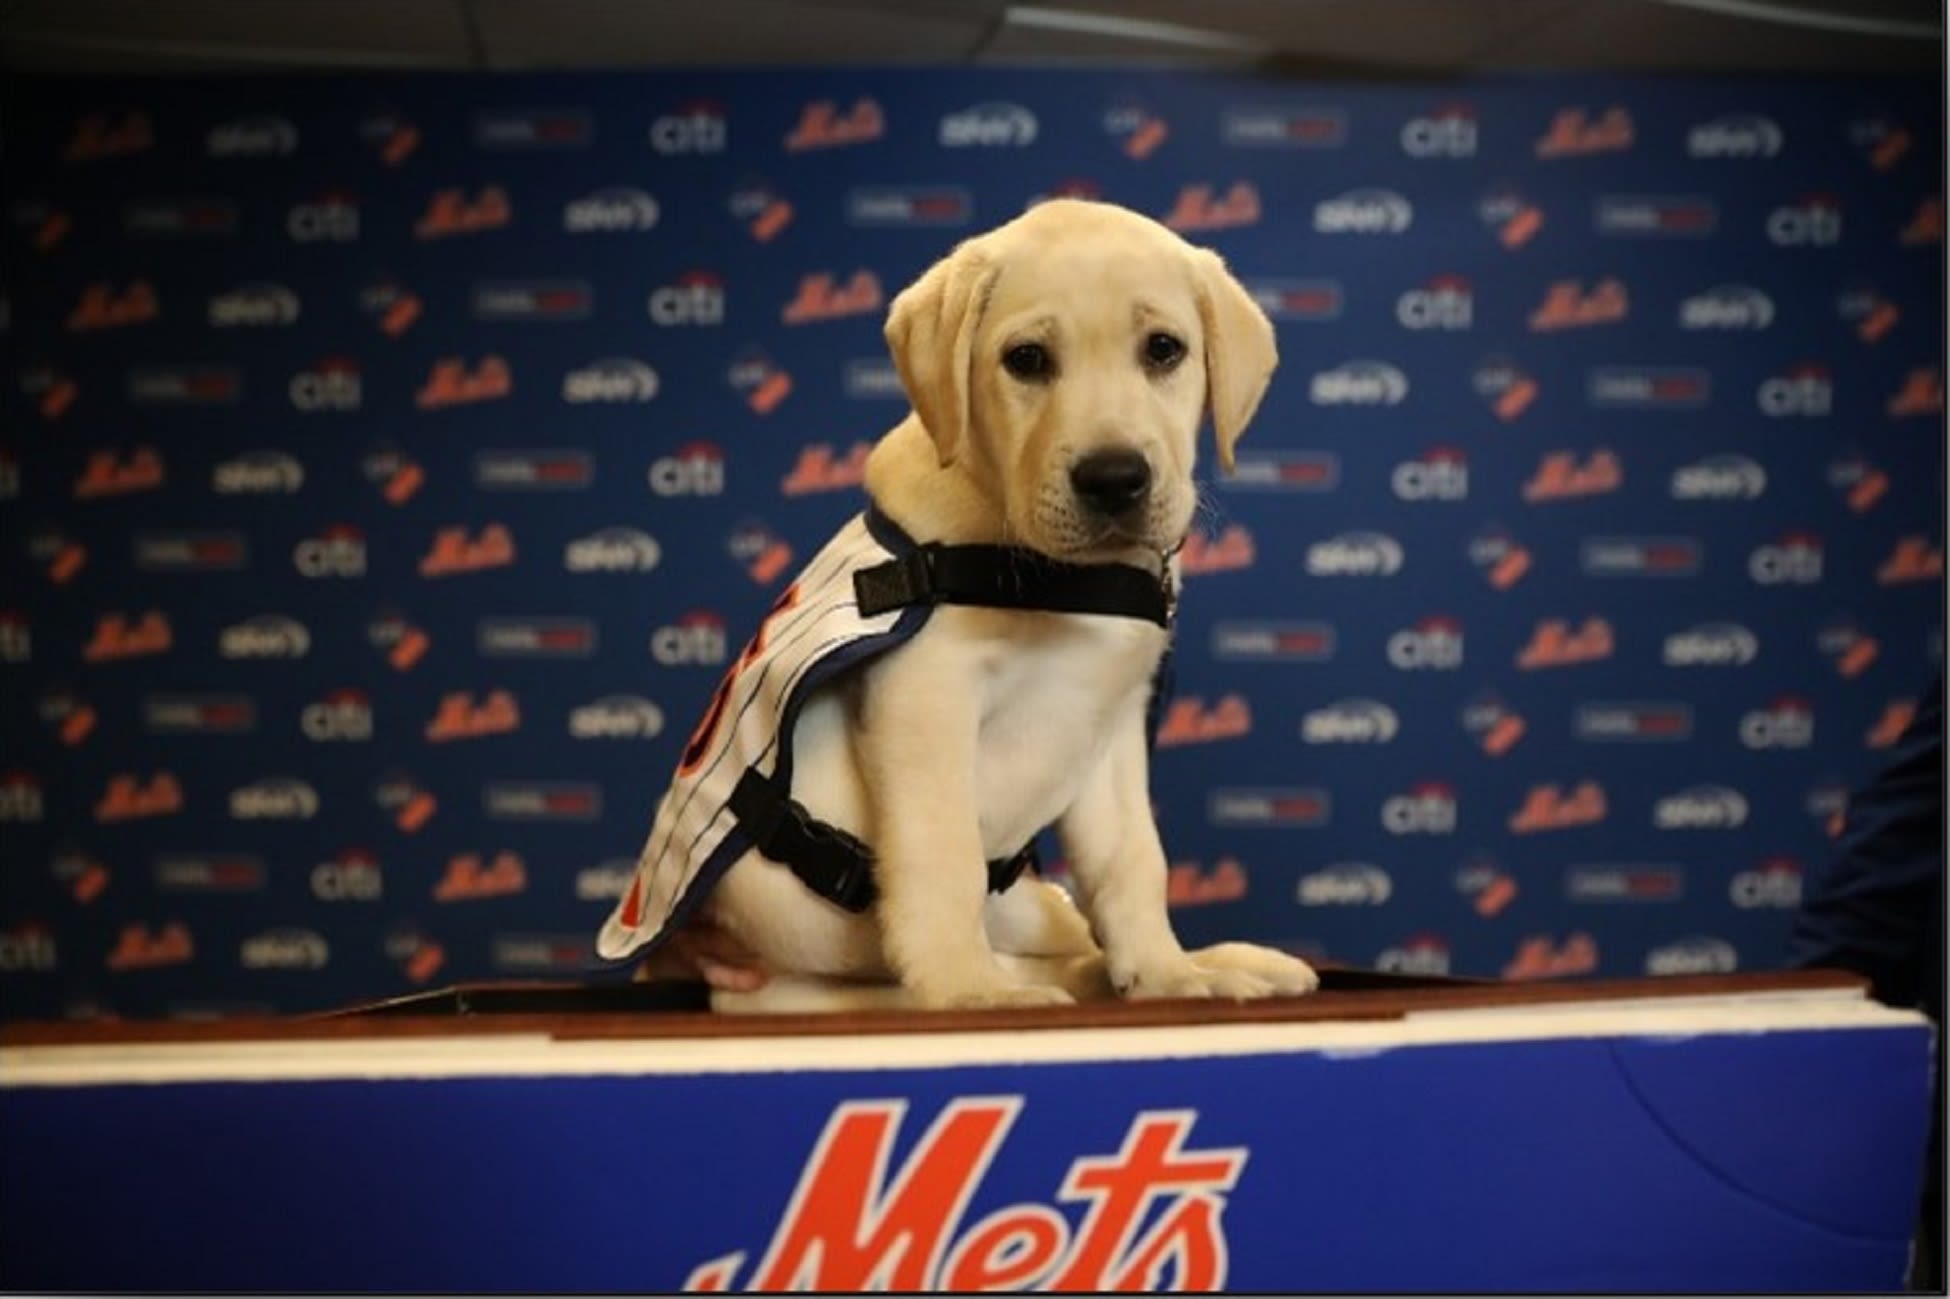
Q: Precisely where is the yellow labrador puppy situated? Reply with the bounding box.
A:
[604,199,1319,1011]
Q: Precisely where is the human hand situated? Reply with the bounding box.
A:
[634,910,770,993]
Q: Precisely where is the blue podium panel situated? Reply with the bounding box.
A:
[0,977,1932,1291]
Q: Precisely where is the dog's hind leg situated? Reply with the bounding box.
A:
[984,878,1098,956]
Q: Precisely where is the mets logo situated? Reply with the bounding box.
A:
[684,1097,1243,1291]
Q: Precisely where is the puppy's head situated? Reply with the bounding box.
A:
[885,199,1277,560]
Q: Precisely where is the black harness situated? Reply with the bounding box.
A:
[727,532,1175,914]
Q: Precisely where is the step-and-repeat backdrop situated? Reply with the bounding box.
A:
[0,70,1940,1019]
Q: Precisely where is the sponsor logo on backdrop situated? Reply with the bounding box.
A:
[1587,366,1710,408]
[1836,284,1899,342]
[1740,696,1815,749]
[1517,617,1613,669]
[362,446,426,504]
[207,114,298,157]
[682,1099,1246,1292]
[1509,781,1607,833]
[1397,275,1473,330]
[1461,693,1527,756]
[1878,536,1944,585]
[416,356,511,407]
[728,521,795,584]
[1536,105,1632,157]
[1655,785,1750,830]
[1387,617,1463,670]
[1377,934,1451,976]
[28,530,87,585]
[1473,357,1538,420]
[301,689,374,742]
[474,108,592,149]
[653,612,730,666]
[472,279,592,322]
[729,177,795,241]
[1594,196,1715,237]
[133,532,247,573]
[144,695,256,735]
[1573,702,1693,742]
[312,849,383,901]
[1302,698,1398,744]
[1579,536,1702,578]
[1868,698,1920,749]
[475,449,593,490]
[1671,454,1766,500]
[1382,781,1458,835]
[1392,447,1467,500]
[1850,115,1911,170]
[478,618,598,658]
[287,192,359,242]
[786,98,884,151]
[1887,367,1943,417]
[386,927,446,984]
[1766,194,1842,245]
[651,101,728,154]
[1817,618,1880,677]
[15,199,73,251]
[22,366,79,419]
[375,774,439,833]
[75,447,164,498]
[783,270,882,324]
[1298,863,1391,906]
[219,615,309,660]
[1748,532,1823,584]
[367,611,431,672]
[1402,104,1477,156]
[1169,858,1249,906]
[1313,188,1412,234]
[66,110,154,162]
[1504,933,1599,981]
[846,186,972,227]
[1679,284,1773,331]
[420,524,515,576]
[0,772,46,822]
[1212,619,1333,661]
[424,690,520,743]
[844,357,902,397]
[40,691,97,746]
[68,280,158,331]
[783,443,872,496]
[1757,363,1833,416]
[1901,196,1943,245]
[289,356,362,411]
[563,358,659,404]
[1155,695,1252,746]
[435,852,528,901]
[293,525,367,578]
[1524,449,1621,502]
[1245,279,1343,321]
[1531,278,1629,332]
[1664,621,1758,667]
[229,777,317,821]
[1468,527,1533,590]
[492,933,599,972]
[653,272,727,326]
[728,349,794,415]
[124,196,239,237]
[1457,858,1518,917]
[415,185,510,239]
[1222,451,1337,494]
[1164,181,1260,232]
[1103,98,1170,159]
[52,852,108,903]
[566,528,660,573]
[359,109,420,164]
[84,610,172,661]
[359,279,423,336]
[107,922,194,970]
[1478,187,1544,248]
[1687,113,1783,157]
[1647,937,1738,976]
[1306,531,1403,576]
[1731,858,1802,909]
[1566,865,1683,902]
[241,928,330,970]
[570,696,664,740]
[940,103,1037,147]
[576,860,635,902]
[1223,106,1345,148]
[212,450,303,494]
[155,854,265,893]
[1208,788,1331,826]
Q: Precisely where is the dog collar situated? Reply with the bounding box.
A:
[857,505,1174,628]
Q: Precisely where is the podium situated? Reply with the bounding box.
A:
[0,969,1932,1292]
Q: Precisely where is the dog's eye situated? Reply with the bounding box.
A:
[1143,332,1187,371]
[1002,342,1054,380]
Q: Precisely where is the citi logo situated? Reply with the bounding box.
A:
[1757,365,1832,417]
[312,850,383,902]
[1382,782,1458,835]
[564,359,659,404]
[652,612,729,666]
[289,358,362,411]
[569,696,664,740]
[1740,698,1815,749]
[1387,617,1463,670]
[1309,362,1406,406]
[302,690,374,742]
[1313,189,1412,234]
[565,527,660,573]
[1297,864,1392,907]
[1377,935,1451,977]
[1679,285,1774,330]
[1766,196,1842,246]
[209,283,300,327]
[1392,447,1468,500]
[1687,114,1783,158]
[1396,276,1473,330]
[1730,859,1802,909]
[1306,532,1403,577]
[219,615,310,659]
[212,451,303,495]
[207,115,298,157]
[1301,699,1398,744]
[650,103,727,154]
[286,193,359,242]
[1671,454,1765,500]
[939,103,1036,147]
[1654,785,1749,830]
[649,442,726,497]
[229,777,320,821]
[293,526,367,578]
[649,272,725,326]
[0,774,45,823]
[1663,622,1758,667]
[1748,533,1823,584]
[1401,105,1477,157]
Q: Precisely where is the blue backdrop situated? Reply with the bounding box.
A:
[0,69,1941,1019]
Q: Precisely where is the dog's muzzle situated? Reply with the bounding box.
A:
[1070,448,1152,516]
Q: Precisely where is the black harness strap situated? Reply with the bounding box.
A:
[854,543,1172,628]
[729,768,1035,914]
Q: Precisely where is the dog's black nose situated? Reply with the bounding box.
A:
[1070,449,1152,514]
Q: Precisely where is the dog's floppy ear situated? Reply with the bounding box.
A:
[1191,247,1278,474]
[885,243,999,468]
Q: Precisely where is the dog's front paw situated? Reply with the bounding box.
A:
[1112,957,1271,1002]
[1190,942,1321,996]
[919,979,1077,1011]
